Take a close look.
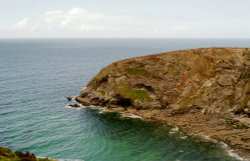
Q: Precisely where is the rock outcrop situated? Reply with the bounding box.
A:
[0,146,55,161]
[76,48,250,159]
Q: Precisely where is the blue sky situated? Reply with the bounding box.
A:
[1,0,250,38]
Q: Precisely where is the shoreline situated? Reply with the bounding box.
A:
[75,96,250,161]
[74,48,250,160]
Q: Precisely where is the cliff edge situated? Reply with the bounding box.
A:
[76,48,250,159]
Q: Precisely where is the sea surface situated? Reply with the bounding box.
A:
[0,38,249,161]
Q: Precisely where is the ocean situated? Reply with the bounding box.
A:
[0,38,249,161]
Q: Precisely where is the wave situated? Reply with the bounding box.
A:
[218,142,246,161]
[198,135,247,161]
[120,113,142,119]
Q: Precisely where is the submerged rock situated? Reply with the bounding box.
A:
[76,48,250,159]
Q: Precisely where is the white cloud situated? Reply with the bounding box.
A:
[13,18,28,29]
[68,7,86,15]
[42,7,120,28]
[3,7,195,38]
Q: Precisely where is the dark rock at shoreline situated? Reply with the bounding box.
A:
[68,104,81,108]
[66,97,73,101]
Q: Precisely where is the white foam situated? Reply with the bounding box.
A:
[78,104,84,107]
[218,142,247,161]
[227,150,245,161]
[65,105,74,109]
[88,105,100,109]
[180,136,188,140]
[98,109,110,114]
[64,104,85,109]
[199,135,248,161]
[64,97,76,100]
[178,150,184,153]
[121,113,142,119]
[199,134,218,144]
[170,126,179,132]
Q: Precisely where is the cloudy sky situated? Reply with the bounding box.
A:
[1,0,250,38]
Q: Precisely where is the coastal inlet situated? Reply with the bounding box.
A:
[1,39,249,161]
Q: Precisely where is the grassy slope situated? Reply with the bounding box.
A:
[0,146,55,161]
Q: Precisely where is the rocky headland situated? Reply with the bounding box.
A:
[76,48,250,160]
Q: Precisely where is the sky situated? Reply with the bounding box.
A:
[0,0,250,38]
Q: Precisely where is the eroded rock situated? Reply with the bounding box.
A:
[77,48,250,118]
[75,48,250,159]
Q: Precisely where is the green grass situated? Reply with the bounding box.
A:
[0,147,17,161]
[169,70,180,76]
[177,88,205,109]
[127,67,147,75]
[96,89,106,96]
[115,84,152,102]
[0,146,55,161]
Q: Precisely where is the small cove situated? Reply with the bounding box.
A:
[1,38,249,161]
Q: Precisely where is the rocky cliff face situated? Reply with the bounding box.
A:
[76,48,250,159]
[77,48,250,118]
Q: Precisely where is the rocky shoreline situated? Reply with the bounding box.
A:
[76,48,250,160]
[75,97,250,160]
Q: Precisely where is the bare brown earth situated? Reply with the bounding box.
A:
[76,48,250,160]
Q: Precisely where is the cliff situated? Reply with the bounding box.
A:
[76,48,250,159]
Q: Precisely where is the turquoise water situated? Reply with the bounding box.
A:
[0,38,249,161]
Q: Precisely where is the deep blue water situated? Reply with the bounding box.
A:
[0,38,249,161]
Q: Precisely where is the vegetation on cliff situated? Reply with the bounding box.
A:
[79,48,250,117]
[76,48,250,159]
[0,146,55,161]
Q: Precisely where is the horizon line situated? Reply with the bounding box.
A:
[0,37,250,40]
